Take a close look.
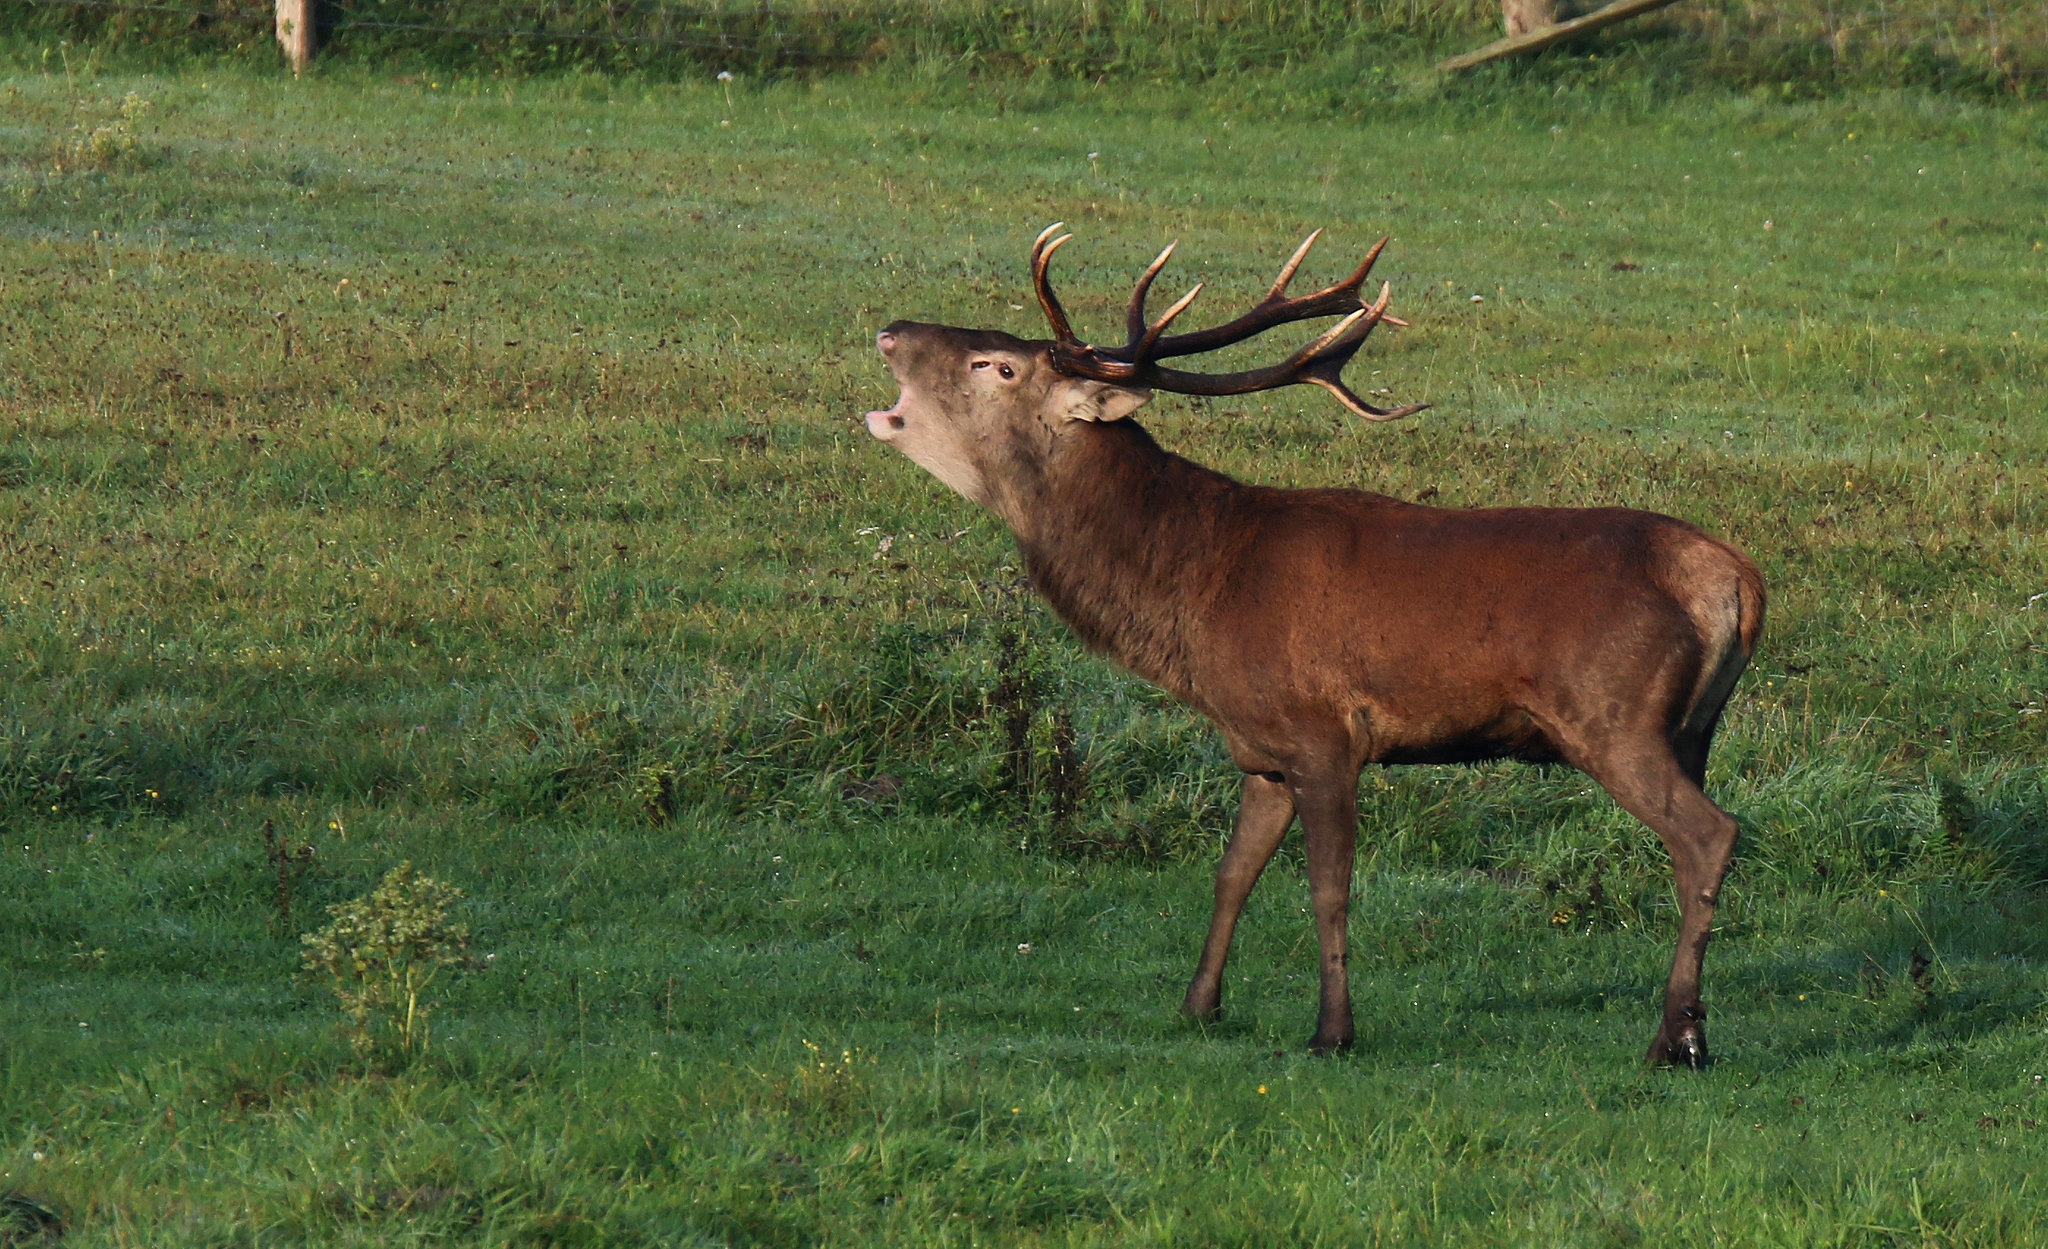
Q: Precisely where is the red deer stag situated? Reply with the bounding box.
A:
[863,225,1764,1067]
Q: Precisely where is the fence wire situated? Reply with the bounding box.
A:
[16,0,267,20]
[327,14,847,55]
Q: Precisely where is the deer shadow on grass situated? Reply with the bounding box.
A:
[1318,885,2048,1068]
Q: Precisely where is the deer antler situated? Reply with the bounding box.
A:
[1028,223,1427,421]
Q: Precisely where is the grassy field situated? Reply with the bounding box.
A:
[8,0,2041,94]
[2,48,2048,1245]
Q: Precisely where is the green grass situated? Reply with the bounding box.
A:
[3,51,2048,1245]
[7,0,2043,95]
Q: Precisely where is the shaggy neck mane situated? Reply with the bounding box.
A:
[1005,420,1240,700]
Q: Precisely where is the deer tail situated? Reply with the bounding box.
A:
[1732,550,1766,659]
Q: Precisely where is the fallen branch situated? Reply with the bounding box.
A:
[1436,0,1685,74]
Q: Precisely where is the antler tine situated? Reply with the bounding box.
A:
[1310,372,1431,421]
[1305,276,1395,354]
[1264,229,1323,302]
[1295,283,1425,420]
[1289,306,1371,365]
[1326,235,1390,302]
[1132,282,1204,364]
[1030,223,1078,344]
[1125,241,1179,347]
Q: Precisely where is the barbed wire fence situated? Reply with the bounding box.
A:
[4,0,2043,85]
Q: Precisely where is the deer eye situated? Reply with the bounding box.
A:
[971,360,991,370]
[998,363,1015,379]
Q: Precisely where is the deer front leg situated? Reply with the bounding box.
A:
[1293,770,1361,1054]
[1182,772,1295,1021]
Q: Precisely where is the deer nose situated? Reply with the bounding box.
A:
[875,331,898,356]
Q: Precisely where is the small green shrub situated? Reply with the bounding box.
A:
[301,863,469,1059]
[55,91,149,173]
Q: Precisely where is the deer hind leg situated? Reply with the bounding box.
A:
[1183,772,1294,1021]
[1582,747,1740,1070]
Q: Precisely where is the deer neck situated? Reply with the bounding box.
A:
[1001,421,1235,698]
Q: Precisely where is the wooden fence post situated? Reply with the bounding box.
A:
[276,0,316,73]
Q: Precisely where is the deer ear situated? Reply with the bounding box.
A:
[1055,378,1152,423]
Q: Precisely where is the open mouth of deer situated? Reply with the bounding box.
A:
[864,396,907,436]
[864,330,910,437]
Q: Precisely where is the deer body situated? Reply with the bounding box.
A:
[867,231,1763,1066]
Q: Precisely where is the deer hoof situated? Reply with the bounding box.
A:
[1305,1033,1354,1057]
[1647,1020,1711,1071]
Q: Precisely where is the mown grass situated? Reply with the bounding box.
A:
[2,50,2047,1245]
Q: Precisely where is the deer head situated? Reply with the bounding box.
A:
[864,225,1424,518]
